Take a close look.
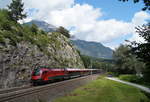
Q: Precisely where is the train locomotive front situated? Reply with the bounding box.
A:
[31,67,66,85]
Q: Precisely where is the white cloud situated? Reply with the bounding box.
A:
[47,4,101,27]
[45,3,133,43]
[129,33,145,43]
[45,4,149,48]
[1,0,150,49]
[129,11,150,44]
[22,0,74,20]
[84,19,133,42]
[132,11,150,26]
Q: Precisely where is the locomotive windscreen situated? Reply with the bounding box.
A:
[32,68,40,76]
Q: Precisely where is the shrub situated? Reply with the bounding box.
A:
[107,72,119,77]
[0,34,5,44]
[30,24,38,34]
[56,26,70,38]
[0,8,56,56]
[35,34,50,51]
[0,9,12,31]
[119,74,143,83]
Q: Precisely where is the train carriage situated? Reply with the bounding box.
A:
[31,66,100,85]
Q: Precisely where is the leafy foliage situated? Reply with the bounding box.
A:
[8,0,26,22]
[113,44,145,75]
[130,23,150,83]
[0,9,52,52]
[119,0,150,11]
[132,24,150,63]
[119,74,143,83]
[56,26,70,38]
[30,24,38,34]
[0,9,13,30]
[80,54,114,72]
[80,55,91,68]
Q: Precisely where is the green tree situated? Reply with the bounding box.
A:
[119,0,150,11]
[132,24,150,63]
[56,26,70,38]
[8,0,26,22]
[92,61,113,71]
[30,24,38,34]
[113,44,145,75]
[80,55,91,68]
[131,23,150,82]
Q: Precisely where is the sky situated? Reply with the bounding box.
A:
[0,0,150,49]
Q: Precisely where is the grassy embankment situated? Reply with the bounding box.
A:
[53,76,150,102]
[119,74,150,88]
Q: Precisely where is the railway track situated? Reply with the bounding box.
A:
[0,85,31,94]
[0,74,99,102]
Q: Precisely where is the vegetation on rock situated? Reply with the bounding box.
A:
[56,26,71,38]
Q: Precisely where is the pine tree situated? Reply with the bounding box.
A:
[8,0,26,22]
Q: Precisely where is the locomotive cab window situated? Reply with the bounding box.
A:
[33,68,40,76]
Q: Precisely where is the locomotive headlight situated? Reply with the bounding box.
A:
[40,70,43,74]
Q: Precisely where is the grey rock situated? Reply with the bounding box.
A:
[0,33,84,89]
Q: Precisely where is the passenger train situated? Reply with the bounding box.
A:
[31,66,100,85]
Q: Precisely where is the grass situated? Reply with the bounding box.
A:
[53,76,150,102]
[119,74,143,83]
[119,74,150,89]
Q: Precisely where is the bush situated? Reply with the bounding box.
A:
[107,72,119,77]
[30,24,38,34]
[56,26,70,38]
[0,9,12,31]
[119,74,143,83]
[0,9,58,56]
[0,34,5,44]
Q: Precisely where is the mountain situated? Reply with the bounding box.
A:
[24,20,113,59]
[24,20,57,32]
[72,40,113,59]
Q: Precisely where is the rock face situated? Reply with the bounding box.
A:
[0,33,84,89]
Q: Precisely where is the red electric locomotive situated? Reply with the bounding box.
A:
[31,66,100,85]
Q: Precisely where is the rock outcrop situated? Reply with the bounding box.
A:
[0,32,84,88]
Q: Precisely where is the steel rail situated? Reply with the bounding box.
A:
[0,86,31,94]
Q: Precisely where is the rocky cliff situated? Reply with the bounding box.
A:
[0,32,84,89]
